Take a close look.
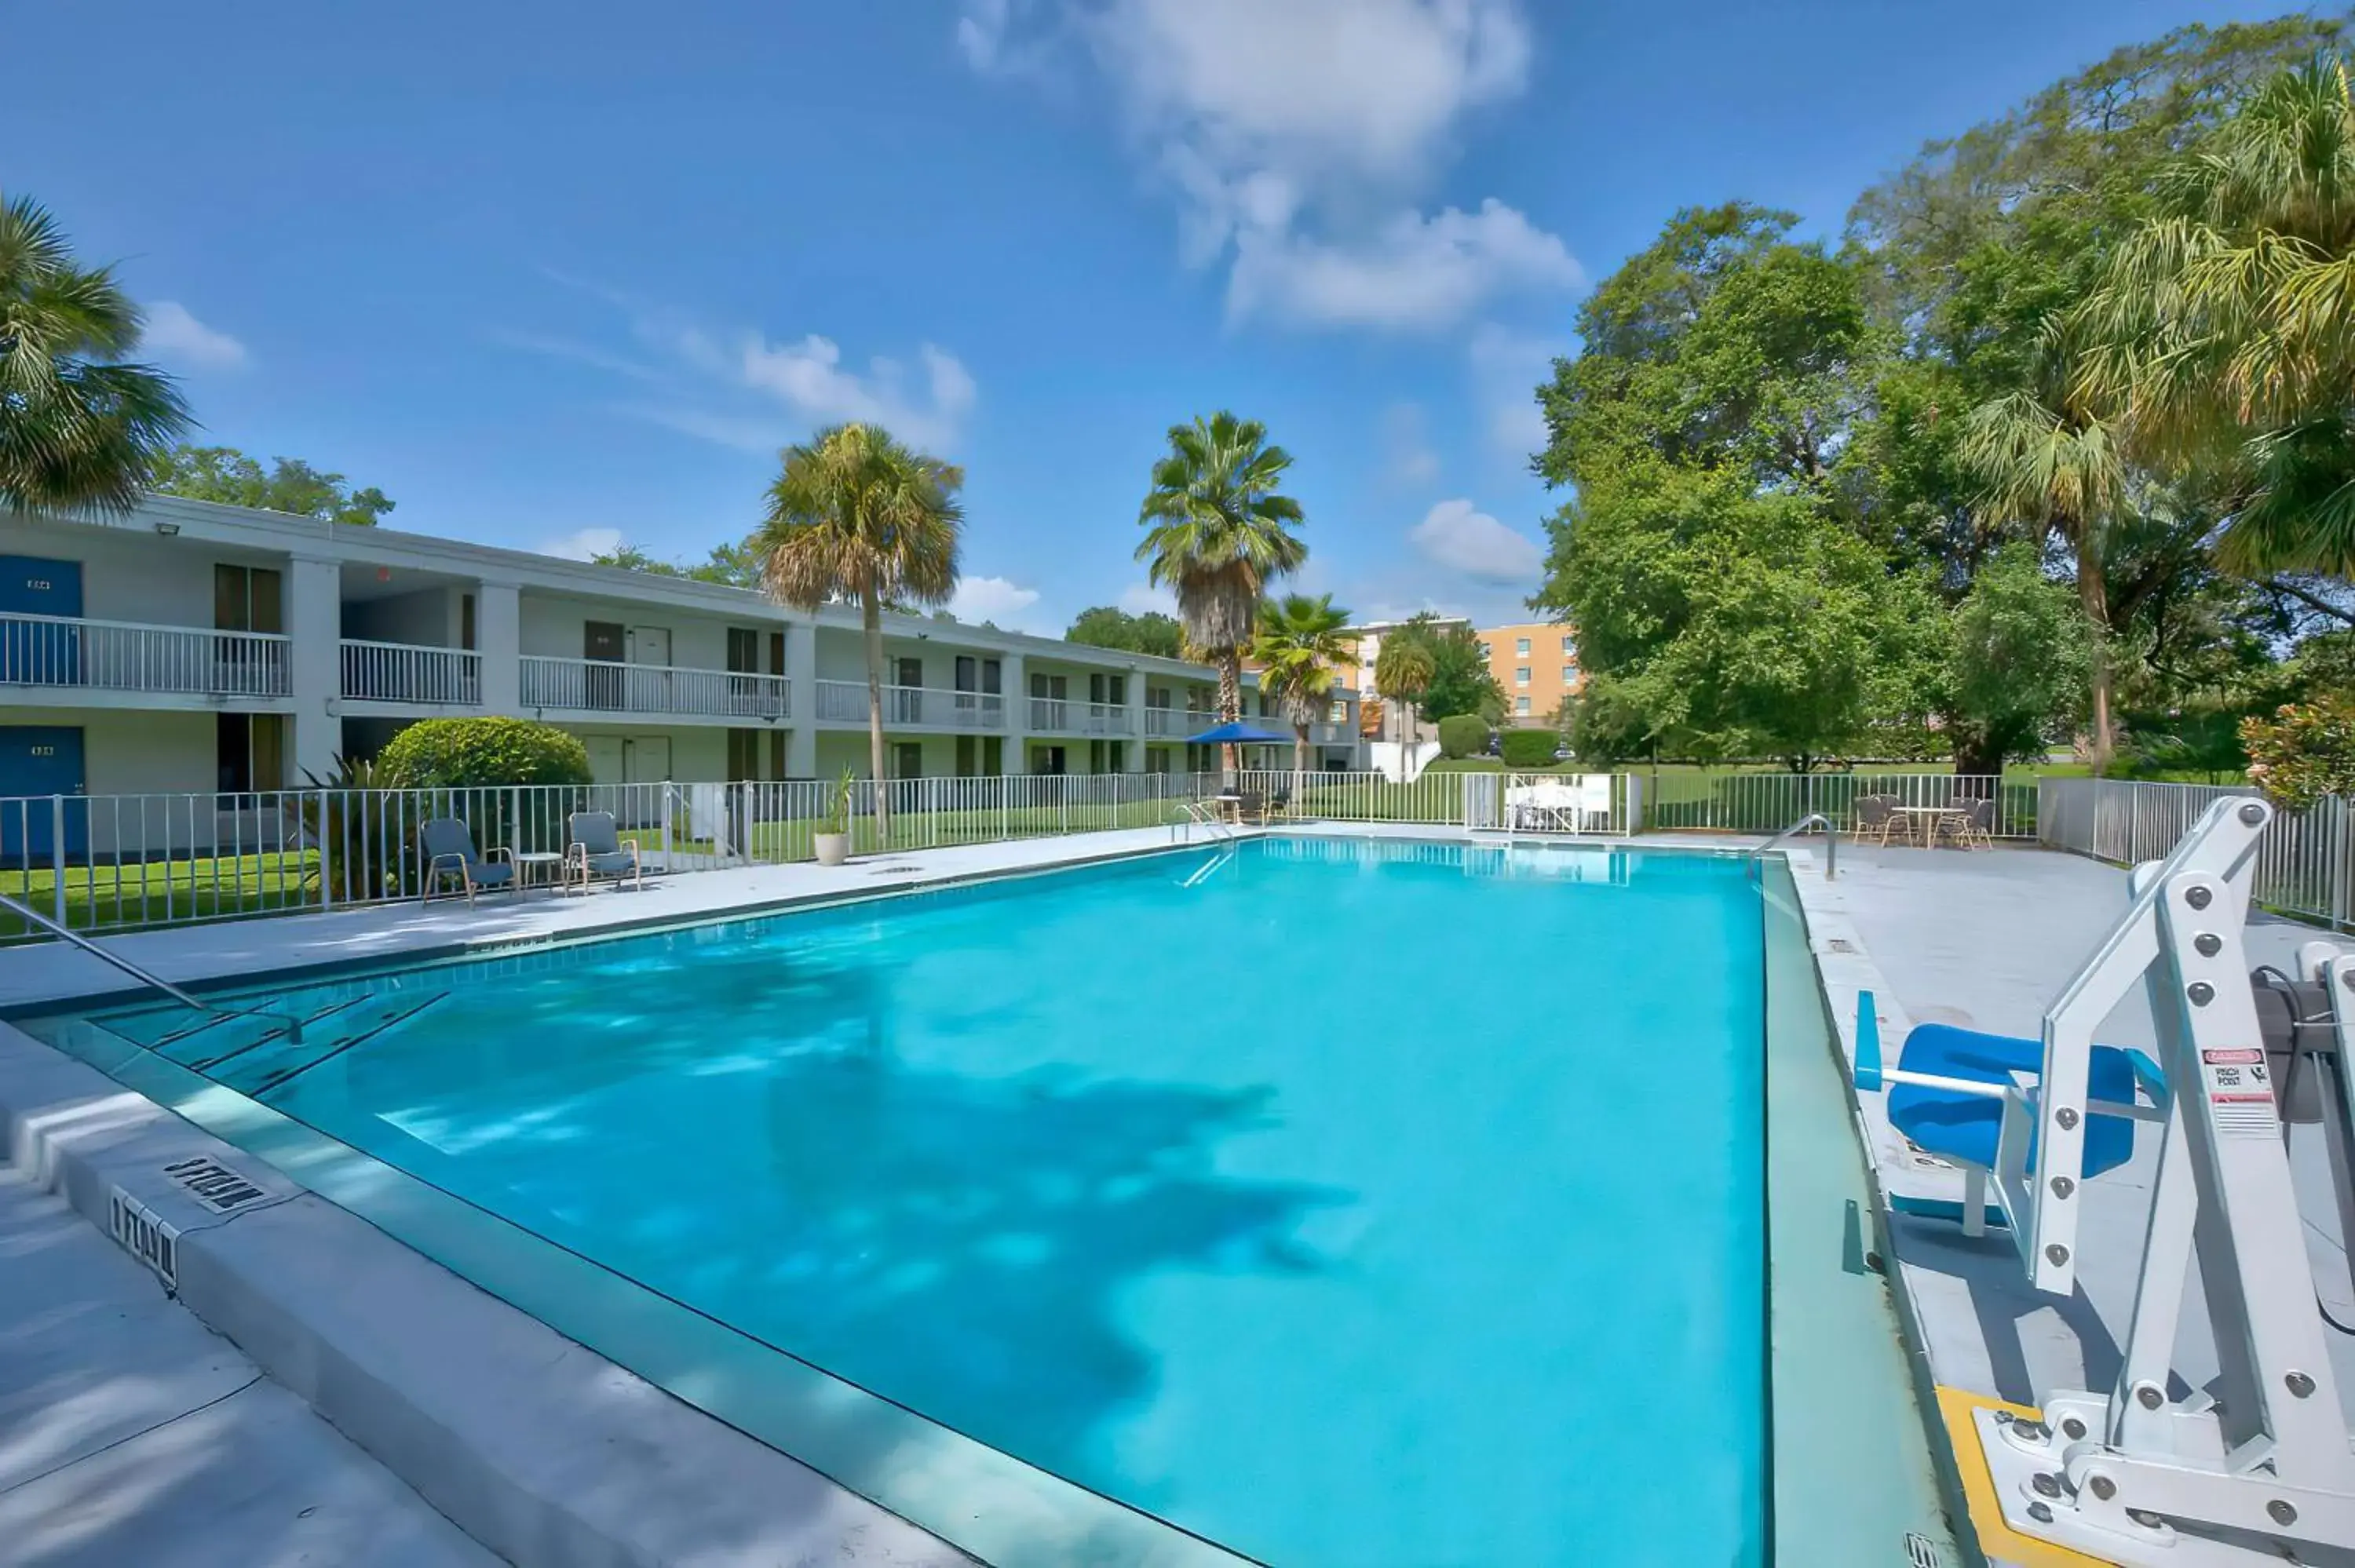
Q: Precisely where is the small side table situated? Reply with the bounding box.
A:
[513,851,565,895]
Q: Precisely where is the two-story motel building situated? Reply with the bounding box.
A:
[0,496,1363,818]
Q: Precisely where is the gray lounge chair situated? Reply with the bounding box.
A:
[565,810,644,894]
[419,817,513,905]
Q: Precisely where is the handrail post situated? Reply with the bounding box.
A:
[51,797,67,929]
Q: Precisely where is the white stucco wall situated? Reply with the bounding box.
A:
[520,593,771,673]
[2,519,287,629]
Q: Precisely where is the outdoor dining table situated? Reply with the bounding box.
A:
[1887,804,1962,848]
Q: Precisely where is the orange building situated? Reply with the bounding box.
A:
[1477,621,1580,725]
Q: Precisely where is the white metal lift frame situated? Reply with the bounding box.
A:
[1972,794,2355,1563]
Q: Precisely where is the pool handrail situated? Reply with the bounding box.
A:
[1747,813,1836,881]
[0,888,304,1043]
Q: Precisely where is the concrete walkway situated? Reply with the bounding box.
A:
[0,1158,498,1567]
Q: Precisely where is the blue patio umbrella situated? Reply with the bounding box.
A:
[1185,720,1294,745]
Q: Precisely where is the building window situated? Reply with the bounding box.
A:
[1515,636,1530,656]
[216,712,285,797]
[725,728,760,781]
[726,628,760,673]
[1562,665,1575,684]
[213,564,284,635]
[1477,641,1491,658]
[770,730,787,780]
[1561,635,1574,655]
[893,742,923,779]
[1515,696,1531,716]
[1146,746,1171,773]
[1515,667,1530,687]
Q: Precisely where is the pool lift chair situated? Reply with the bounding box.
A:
[1853,795,2355,1565]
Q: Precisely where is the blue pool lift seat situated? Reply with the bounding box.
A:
[1882,1023,2141,1180]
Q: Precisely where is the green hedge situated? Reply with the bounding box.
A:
[1499,728,1560,768]
[1437,713,1488,759]
[378,717,594,789]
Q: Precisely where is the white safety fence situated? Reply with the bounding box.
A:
[2039,776,2355,929]
[0,766,2046,941]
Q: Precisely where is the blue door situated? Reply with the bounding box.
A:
[0,556,85,687]
[0,727,87,861]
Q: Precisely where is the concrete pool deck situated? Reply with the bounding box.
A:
[2,821,2344,1564]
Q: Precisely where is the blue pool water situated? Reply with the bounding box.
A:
[71,838,1769,1564]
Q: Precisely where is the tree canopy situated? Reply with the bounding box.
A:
[148,443,395,527]
[1530,18,2355,776]
[586,535,760,587]
[1065,604,1186,658]
[1,194,189,516]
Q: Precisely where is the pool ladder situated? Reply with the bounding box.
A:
[1181,847,1236,888]
[1746,813,1838,881]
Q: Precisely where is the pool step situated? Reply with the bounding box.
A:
[217,992,451,1099]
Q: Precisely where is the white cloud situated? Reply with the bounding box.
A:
[1468,322,1561,461]
[1408,498,1541,585]
[739,336,977,452]
[543,527,624,561]
[958,0,1575,331]
[508,279,978,454]
[1229,199,1578,330]
[142,301,247,370]
[948,574,1048,631]
[1382,402,1440,487]
[1117,581,1178,616]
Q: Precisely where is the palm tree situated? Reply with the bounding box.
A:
[1373,628,1437,749]
[1137,411,1308,772]
[2075,53,2355,575]
[1251,593,1354,784]
[1,194,190,516]
[1961,382,2129,775]
[756,423,962,841]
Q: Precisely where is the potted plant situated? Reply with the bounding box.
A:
[814,767,856,866]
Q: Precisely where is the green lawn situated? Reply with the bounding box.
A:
[2,851,323,939]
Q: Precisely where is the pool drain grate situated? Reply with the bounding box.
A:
[1903,1532,1942,1567]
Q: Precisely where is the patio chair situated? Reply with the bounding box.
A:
[1860,793,1922,846]
[565,810,644,895]
[418,817,514,906]
[1942,797,1995,850]
[1260,785,1293,824]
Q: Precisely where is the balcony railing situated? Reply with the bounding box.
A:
[1030,699,1132,735]
[339,639,483,706]
[815,680,1004,728]
[1144,706,1181,737]
[0,612,290,698]
[519,655,789,719]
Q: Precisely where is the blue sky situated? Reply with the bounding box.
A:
[10,0,2317,632]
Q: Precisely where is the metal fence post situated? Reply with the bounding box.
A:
[50,797,67,930]
[318,789,333,911]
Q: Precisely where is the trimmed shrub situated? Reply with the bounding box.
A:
[1437,713,1488,760]
[2243,697,2355,808]
[1499,728,1561,768]
[378,717,594,789]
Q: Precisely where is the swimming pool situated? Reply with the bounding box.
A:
[30,837,1791,1563]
